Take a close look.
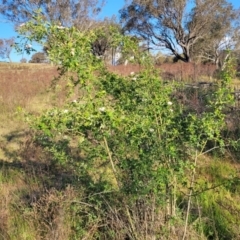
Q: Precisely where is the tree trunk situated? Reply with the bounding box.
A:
[7,55,12,63]
[183,45,191,63]
[174,46,191,63]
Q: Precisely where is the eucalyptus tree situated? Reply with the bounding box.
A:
[190,9,240,68]
[120,0,238,63]
[0,0,105,29]
[1,0,106,59]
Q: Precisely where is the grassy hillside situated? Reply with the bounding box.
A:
[0,62,240,239]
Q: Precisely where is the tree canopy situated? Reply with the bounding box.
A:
[29,52,47,63]
[0,0,105,28]
[120,0,239,63]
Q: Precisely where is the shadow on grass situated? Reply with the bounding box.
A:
[0,129,104,204]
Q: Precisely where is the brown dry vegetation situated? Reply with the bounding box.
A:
[108,62,217,82]
[0,62,240,239]
[0,63,58,114]
[0,63,78,239]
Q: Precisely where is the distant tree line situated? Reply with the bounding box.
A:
[0,0,239,69]
[120,0,240,68]
[29,52,48,63]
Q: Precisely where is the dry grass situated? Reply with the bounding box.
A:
[0,62,60,161]
[108,62,217,82]
[0,63,87,239]
[0,63,58,116]
[0,63,54,238]
[157,62,216,81]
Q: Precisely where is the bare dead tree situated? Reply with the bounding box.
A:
[0,37,14,62]
[120,0,238,63]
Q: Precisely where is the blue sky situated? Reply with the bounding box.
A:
[0,0,239,62]
[0,0,125,62]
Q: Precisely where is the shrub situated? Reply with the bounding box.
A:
[17,11,237,239]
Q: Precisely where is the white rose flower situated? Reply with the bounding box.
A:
[57,25,65,29]
[25,44,32,49]
[98,107,106,112]
[71,48,75,56]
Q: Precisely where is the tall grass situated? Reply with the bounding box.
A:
[0,63,58,117]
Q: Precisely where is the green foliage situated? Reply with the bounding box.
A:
[17,11,239,239]
[189,159,240,239]
[197,187,240,239]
